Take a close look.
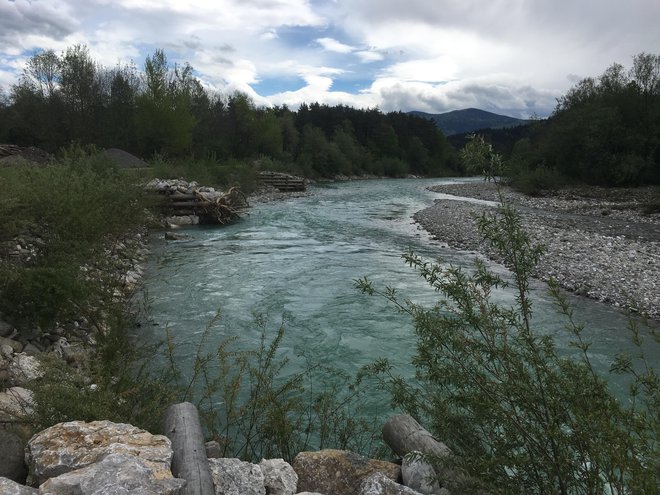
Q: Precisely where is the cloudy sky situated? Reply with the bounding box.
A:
[1,0,658,118]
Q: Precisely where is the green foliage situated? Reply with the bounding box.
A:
[0,147,151,329]
[167,314,384,463]
[357,193,658,494]
[27,308,180,434]
[6,44,459,179]
[459,134,503,179]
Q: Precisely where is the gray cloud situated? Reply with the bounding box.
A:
[0,0,77,50]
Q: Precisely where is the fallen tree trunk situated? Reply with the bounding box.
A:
[163,402,215,495]
[383,414,489,495]
[382,414,451,458]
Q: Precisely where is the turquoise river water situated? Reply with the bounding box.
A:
[141,178,655,406]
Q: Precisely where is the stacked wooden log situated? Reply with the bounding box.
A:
[259,171,307,192]
[145,179,248,225]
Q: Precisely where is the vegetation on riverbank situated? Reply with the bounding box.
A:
[1,144,657,494]
[451,52,660,194]
[0,45,459,180]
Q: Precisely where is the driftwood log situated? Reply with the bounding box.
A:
[164,402,215,495]
[382,414,451,458]
[383,414,489,495]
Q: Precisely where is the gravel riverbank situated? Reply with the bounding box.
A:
[414,181,660,321]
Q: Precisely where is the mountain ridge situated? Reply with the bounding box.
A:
[410,108,529,136]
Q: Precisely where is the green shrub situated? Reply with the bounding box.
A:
[27,309,180,433]
[357,190,658,494]
[508,165,567,196]
[167,313,385,462]
[0,147,151,330]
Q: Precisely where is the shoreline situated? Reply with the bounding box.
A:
[413,181,660,321]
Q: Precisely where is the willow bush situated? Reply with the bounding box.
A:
[357,196,658,494]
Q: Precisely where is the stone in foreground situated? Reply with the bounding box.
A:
[26,420,174,486]
[293,449,401,495]
[360,472,428,495]
[259,458,298,495]
[37,453,186,494]
[0,477,37,494]
[208,458,265,495]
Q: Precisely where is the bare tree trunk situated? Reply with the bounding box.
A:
[164,402,215,495]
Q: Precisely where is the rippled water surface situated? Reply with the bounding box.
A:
[142,178,655,401]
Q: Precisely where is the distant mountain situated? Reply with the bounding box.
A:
[410,108,529,136]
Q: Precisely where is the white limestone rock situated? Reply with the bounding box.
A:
[26,420,174,486]
[208,458,265,495]
[37,453,186,495]
[8,353,43,386]
[259,458,298,495]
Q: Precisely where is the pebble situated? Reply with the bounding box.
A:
[414,182,660,321]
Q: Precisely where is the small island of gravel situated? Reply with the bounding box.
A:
[414,182,660,321]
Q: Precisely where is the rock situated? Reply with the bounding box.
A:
[2,343,15,359]
[0,431,28,483]
[8,353,43,386]
[22,343,43,356]
[0,337,23,354]
[26,420,174,486]
[360,472,430,495]
[0,387,35,421]
[293,449,400,495]
[0,477,37,494]
[0,318,14,337]
[165,232,189,241]
[165,215,200,226]
[205,440,222,458]
[401,454,442,494]
[208,458,265,495]
[259,458,298,495]
[37,453,186,494]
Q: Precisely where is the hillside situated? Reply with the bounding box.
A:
[410,108,529,136]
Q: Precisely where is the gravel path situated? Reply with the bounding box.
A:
[414,182,660,320]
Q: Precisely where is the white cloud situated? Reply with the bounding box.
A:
[0,0,658,117]
[315,37,354,54]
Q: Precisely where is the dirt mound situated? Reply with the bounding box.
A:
[103,148,148,168]
[0,144,53,165]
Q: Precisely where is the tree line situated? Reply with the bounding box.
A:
[0,45,458,178]
[466,52,660,189]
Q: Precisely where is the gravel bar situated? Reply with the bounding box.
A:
[414,182,660,321]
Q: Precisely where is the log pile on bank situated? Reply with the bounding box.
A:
[146,178,248,226]
[259,171,307,192]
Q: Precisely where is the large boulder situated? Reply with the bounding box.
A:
[0,430,28,482]
[208,458,265,495]
[26,420,174,486]
[37,453,186,495]
[259,458,298,495]
[293,449,401,495]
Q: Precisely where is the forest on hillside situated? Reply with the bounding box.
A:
[0,45,458,179]
[456,53,660,188]
[1,46,658,188]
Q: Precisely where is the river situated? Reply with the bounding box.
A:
[141,178,652,409]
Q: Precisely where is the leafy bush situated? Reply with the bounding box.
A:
[27,308,180,433]
[0,147,151,329]
[166,313,385,462]
[357,191,658,494]
[150,154,260,193]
